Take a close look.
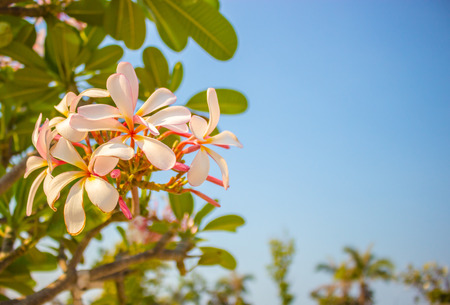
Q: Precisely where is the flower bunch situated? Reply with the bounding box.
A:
[25,62,242,236]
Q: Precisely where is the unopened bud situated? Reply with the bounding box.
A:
[119,196,132,219]
[110,169,121,179]
[173,162,190,172]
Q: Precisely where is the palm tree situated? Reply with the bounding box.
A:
[314,246,395,305]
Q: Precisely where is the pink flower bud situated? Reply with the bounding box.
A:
[110,169,121,179]
[119,196,132,219]
[173,162,190,172]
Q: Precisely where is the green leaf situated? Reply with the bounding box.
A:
[0,83,53,104]
[144,0,188,52]
[65,0,105,26]
[21,247,58,271]
[104,0,146,50]
[14,22,36,48]
[203,0,220,10]
[150,221,170,234]
[202,215,244,232]
[169,192,194,221]
[45,22,81,80]
[85,45,123,70]
[86,72,111,88]
[116,226,129,247]
[186,89,248,114]
[193,203,215,226]
[141,46,169,89]
[162,0,237,60]
[168,61,183,92]
[198,247,236,270]
[81,26,107,50]
[0,22,13,48]
[0,41,46,69]
[13,67,53,86]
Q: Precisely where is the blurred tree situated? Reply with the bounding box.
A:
[313,246,394,305]
[267,238,295,305]
[207,271,253,305]
[400,262,450,304]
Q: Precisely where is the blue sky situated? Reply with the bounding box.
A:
[119,1,450,304]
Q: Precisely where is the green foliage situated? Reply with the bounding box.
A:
[400,262,450,304]
[198,247,237,270]
[202,214,245,232]
[267,238,295,305]
[0,0,246,303]
[169,192,194,220]
[104,0,146,50]
[313,246,395,305]
[186,88,248,114]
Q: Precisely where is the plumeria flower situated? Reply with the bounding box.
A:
[187,88,243,190]
[25,114,60,216]
[49,89,110,142]
[47,138,134,235]
[70,62,191,170]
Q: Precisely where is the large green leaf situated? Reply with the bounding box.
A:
[15,21,36,47]
[0,22,13,48]
[86,72,111,88]
[13,67,53,86]
[198,247,236,270]
[0,16,35,47]
[169,192,194,221]
[104,0,146,50]
[85,45,123,71]
[202,215,244,232]
[21,247,58,271]
[0,41,46,69]
[168,61,183,92]
[0,83,53,104]
[144,0,188,52]
[82,26,107,50]
[186,88,248,114]
[45,22,81,81]
[141,47,169,89]
[163,0,237,60]
[65,0,105,26]
[193,203,215,226]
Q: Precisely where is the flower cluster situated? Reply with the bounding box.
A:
[25,62,242,236]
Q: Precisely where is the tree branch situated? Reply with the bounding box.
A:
[0,5,51,17]
[0,153,31,196]
[0,237,38,273]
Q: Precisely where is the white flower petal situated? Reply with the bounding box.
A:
[25,156,47,178]
[79,88,110,98]
[189,115,208,140]
[208,130,243,148]
[70,115,128,133]
[91,156,119,176]
[55,92,77,116]
[107,73,134,126]
[47,171,85,210]
[26,169,46,216]
[43,169,53,196]
[134,115,159,135]
[35,119,50,159]
[52,138,87,170]
[205,88,220,137]
[88,142,134,175]
[85,176,119,213]
[146,106,191,127]
[64,179,86,236]
[164,123,189,134]
[135,136,176,170]
[136,88,176,117]
[48,116,64,128]
[78,104,122,120]
[32,113,43,146]
[205,148,229,190]
[56,116,87,142]
[117,62,138,109]
[187,149,210,187]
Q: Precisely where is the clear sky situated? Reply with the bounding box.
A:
[119,1,450,304]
